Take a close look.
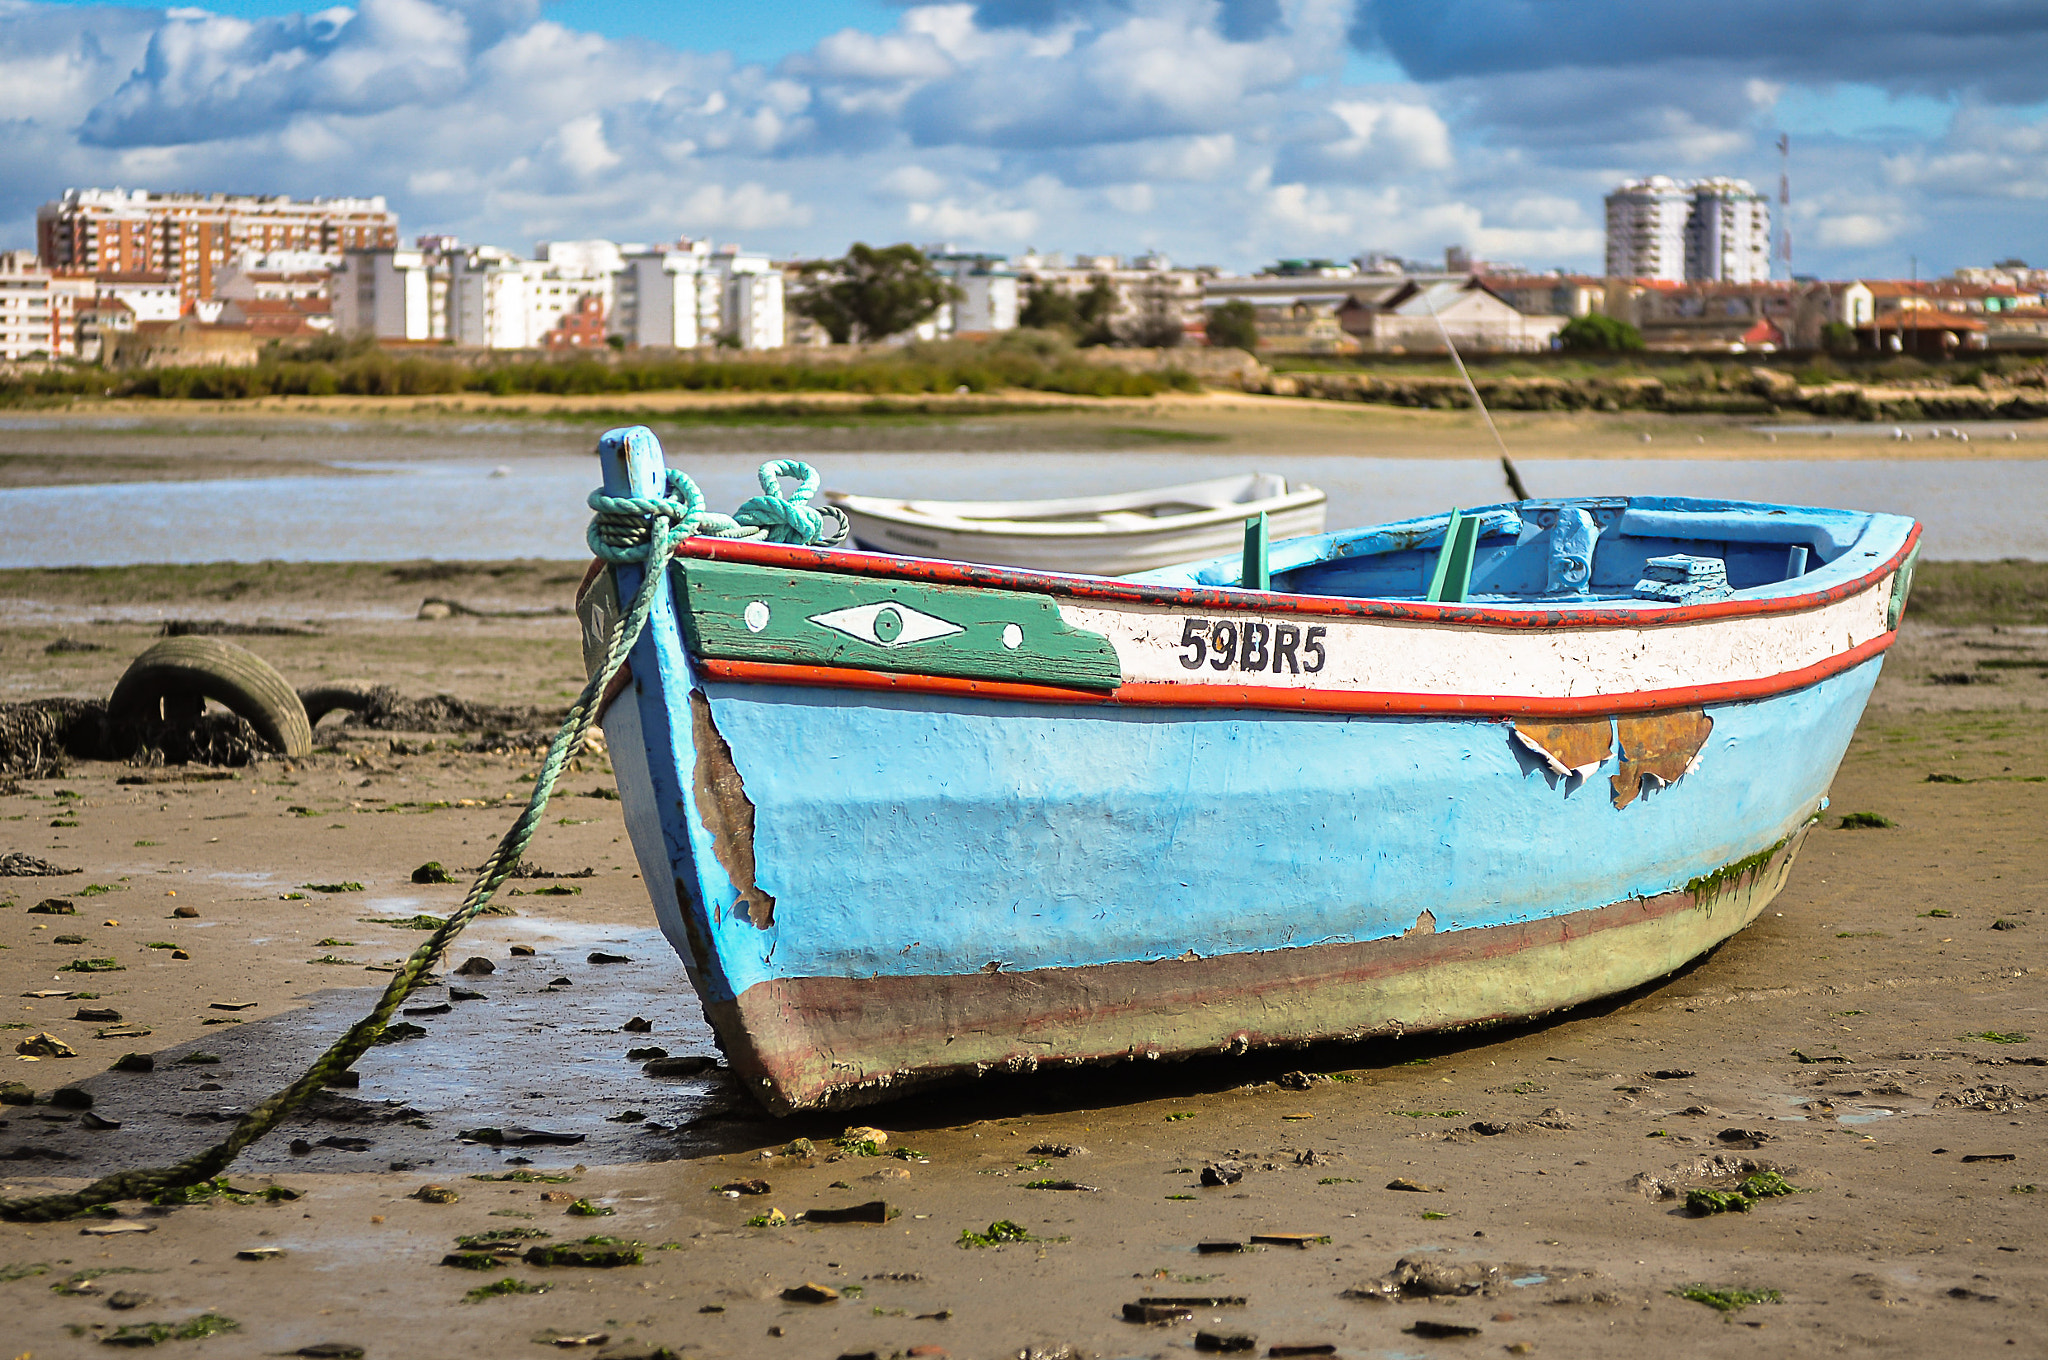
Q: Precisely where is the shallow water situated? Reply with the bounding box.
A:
[2,449,2043,565]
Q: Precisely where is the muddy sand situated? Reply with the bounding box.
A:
[3,555,2048,1359]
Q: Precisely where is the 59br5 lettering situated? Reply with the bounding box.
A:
[1177,618,1326,674]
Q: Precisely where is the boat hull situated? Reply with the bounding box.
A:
[615,655,1873,1113]
[706,823,1809,1110]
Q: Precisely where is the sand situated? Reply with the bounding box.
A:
[3,412,2048,1357]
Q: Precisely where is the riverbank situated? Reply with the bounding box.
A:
[4,398,2048,500]
[1,587,2044,1356]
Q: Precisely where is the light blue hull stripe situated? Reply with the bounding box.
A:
[653,657,1879,1002]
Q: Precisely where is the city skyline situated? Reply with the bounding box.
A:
[5,2,2047,278]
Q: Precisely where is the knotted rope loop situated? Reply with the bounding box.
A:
[733,458,827,544]
[586,467,705,563]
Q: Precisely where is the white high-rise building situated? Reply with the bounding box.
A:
[1606,177,1771,283]
[1684,177,1772,284]
[1604,176,1692,281]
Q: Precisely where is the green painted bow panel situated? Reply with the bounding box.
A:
[674,559,1123,691]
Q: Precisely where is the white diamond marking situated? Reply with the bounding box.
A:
[809,601,964,649]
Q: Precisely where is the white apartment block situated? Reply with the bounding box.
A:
[925,252,1020,336]
[1604,177,1692,281]
[723,268,784,350]
[1685,178,1771,285]
[450,248,532,349]
[1606,176,1771,283]
[329,235,784,351]
[332,249,433,340]
[0,252,57,360]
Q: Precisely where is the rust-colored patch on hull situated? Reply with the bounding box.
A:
[1611,709,1714,809]
[1512,717,1614,777]
[688,691,775,928]
[704,822,1811,1114]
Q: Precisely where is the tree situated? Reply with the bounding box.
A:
[1206,300,1259,351]
[1018,281,1080,332]
[1558,313,1644,353]
[1074,274,1120,346]
[1820,321,1858,355]
[791,243,959,344]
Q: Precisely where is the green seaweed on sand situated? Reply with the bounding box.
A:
[463,1278,549,1303]
[1685,1188,1753,1215]
[360,914,442,930]
[455,1229,550,1249]
[469,1170,577,1183]
[958,1219,1033,1248]
[1737,1171,1801,1199]
[1837,811,1894,829]
[1671,1285,1781,1313]
[1964,1031,2029,1044]
[302,881,364,893]
[1687,1172,1805,1215]
[104,1312,240,1345]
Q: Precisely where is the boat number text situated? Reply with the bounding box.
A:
[1176,618,1326,673]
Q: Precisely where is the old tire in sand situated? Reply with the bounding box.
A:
[108,637,312,758]
[298,683,384,728]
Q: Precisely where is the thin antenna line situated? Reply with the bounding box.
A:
[1422,282,1529,500]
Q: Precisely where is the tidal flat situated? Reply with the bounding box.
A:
[2,408,2046,1355]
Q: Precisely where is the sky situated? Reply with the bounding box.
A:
[6,0,2048,277]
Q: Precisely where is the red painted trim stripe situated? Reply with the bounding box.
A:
[698,629,1898,717]
[678,522,1920,632]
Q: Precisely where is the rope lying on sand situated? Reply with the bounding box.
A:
[0,454,829,1223]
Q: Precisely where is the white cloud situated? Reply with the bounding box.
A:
[1327,98,1454,169]
[0,0,2034,278]
[880,164,949,198]
[1812,213,1905,248]
[906,197,1039,242]
[553,113,620,176]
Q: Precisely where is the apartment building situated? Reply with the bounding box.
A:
[37,188,396,306]
[924,251,1020,338]
[0,252,101,360]
[332,248,435,341]
[0,252,57,360]
[1605,177,1770,283]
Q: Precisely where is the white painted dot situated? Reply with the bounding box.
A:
[744,601,770,633]
[1001,623,1023,649]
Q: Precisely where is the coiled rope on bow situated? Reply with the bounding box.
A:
[0,459,836,1223]
[586,459,843,563]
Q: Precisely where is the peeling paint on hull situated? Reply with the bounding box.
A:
[712,825,1809,1113]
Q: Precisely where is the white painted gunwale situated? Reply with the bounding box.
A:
[1057,570,1897,699]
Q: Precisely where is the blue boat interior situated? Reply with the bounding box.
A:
[1126,496,1917,607]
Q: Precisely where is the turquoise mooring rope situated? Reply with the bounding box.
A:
[0,460,833,1223]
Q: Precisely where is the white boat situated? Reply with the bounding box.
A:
[824,472,1327,576]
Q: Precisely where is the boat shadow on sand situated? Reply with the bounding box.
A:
[5,933,1733,1179]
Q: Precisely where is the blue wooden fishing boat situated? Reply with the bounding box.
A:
[581,426,1919,1113]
